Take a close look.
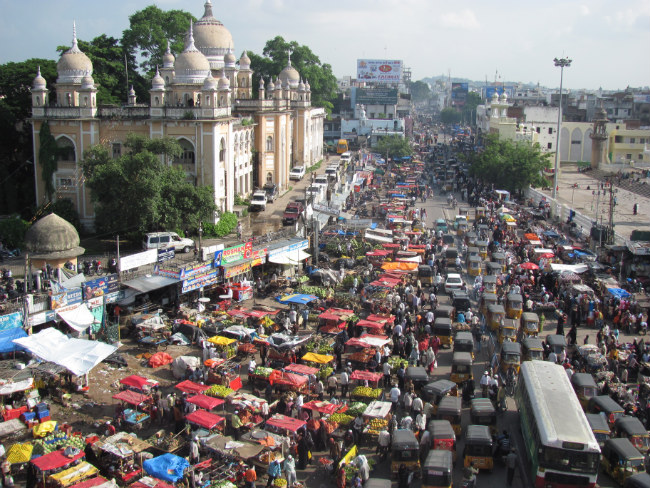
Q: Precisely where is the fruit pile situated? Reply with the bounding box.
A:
[365,418,389,436]
[253,367,273,378]
[273,479,287,487]
[388,357,408,369]
[346,402,367,417]
[206,385,234,398]
[351,386,381,399]
[32,433,85,456]
[328,413,354,426]
[317,367,334,381]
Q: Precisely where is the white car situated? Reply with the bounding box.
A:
[249,191,268,211]
[444,273,464,294]
[289,166,305,180]
[142,232,194,253]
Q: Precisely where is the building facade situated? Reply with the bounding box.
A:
[31,1,325,229]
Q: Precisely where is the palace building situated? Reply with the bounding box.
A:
[30,1,325,229]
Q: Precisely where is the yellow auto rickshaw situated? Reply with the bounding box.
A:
[391,429,421,475]
[475,207,486,219]
[470,398,498,436]
[433,317,453,348]
[437,395,462,436]
[467,255,483,277]
[483,275,497,295]
[571,373,598,410]
[463,425,493,472]
[487,303,505,331]
[615,417,650,454]
[457,221,468,236]
[422,450,453,488]
[422,379,458,415]
[587,412,612,448]
[435,305,453,320]
[453,331,475,359]
[499,318,518,344]
[450,351,473,385]
[499,341,521,375]
[520,312,540,337]
[522,336,544,361]
[486,262,502,276]
[418,264,434,285]
[467,246,479,259]
[479,294,498,316]
[505,293,523,320]
[476,240,488,260]
[491,252,507,272]
[428,419,457,462]
[601,438,646,486]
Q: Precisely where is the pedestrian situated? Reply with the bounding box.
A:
[283,455,296,487]
[266,459,281,488]
[506,448,518,486]
[244,466,257,488]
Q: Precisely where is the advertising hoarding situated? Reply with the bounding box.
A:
[119,249,157,272]
[357,59,402,83]
[356,88,399,106]
[82,274,119,301]
[451,83,469,107]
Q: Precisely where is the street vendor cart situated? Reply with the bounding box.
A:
[207,336,238,360]
[111,390,153,431]
[31,449,86,488]
[94,432,151,484]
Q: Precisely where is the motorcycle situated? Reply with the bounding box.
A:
[93,259,103,275]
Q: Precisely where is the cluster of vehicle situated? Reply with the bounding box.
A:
[249,183,279,212]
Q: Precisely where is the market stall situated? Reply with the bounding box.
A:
[49,461,99,487]
[95,432,150,484]
[350,370,382,388]
[265,414,306,435]
[111,390,152,430]
[268,371,308,393]
[185,410,225,433]
[31,449,86,487]
[118,375,158,393]
[207,336,238,360]
[175,381,210,395]
[186,394,225,412]
[362,400,392,440]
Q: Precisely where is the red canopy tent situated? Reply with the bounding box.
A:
[328,308,354,316]
[69,477,108,488]
[381,243,400,249]
[112,390,151,406]
[318,312,343,322]
[185,410,225,429]
[119,375,158,391]
[355,320,385,331]
[350,370,382,382]
[366,314,395,325]
[302,401,343,415]
[369,280,399,288]
[31,449,85,471]
[265,414,306,433]
[175,380,209,395]
[186,394,225,410]
[268,371,308,388]
[366,250,392,257]
[284,364,319,376]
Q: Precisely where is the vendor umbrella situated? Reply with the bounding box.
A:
[519,262,539,270]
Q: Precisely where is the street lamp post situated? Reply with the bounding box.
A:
[552,56,572,201]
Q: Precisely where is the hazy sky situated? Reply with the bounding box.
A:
[1,0,648,90]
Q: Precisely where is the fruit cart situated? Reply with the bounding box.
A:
[265,414,307,436]
[174,380,210,395]
[111,390,153,431]
[95,432,151,484]
[362,401,392,443]
[203,434,266,475]
[186,394,225,413]
[205,384,235,400]
[185,410,225,434]
[30,449,86,488]
[248,366,274,386]
[268,371,308,393]
[48,460,99,488]
[350,385,384,402]
[302,400,348,419]
[299,353,335,381]
[350,370,382,388]
[207,336,238,360]
[145,431,186,455]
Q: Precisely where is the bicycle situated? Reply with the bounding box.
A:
[505,375,517,396]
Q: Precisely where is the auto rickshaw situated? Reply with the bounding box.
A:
[467,255,483,277]
[520,312,540,338]
[422,379,458,414]
[487,303,506,331]
[499,341,521,375]
[457,220,468,236]
[445,248,458,269]
[615,416,650,454]
[499,319,518,344]
[406,366,430,391]
[433,317,453,348]
[571,373,598,410]
[491,252,507,272]
[467,246,479,258]
[479,294,498,316]
[435,304,453,320]
[470,398,497,436]
[486,262,502,276]
[601,438,646,486]
[625,473,650,488]
[522,336,544,361]
[587,412,612,448]
[483,275,497,295]
[422,450,453,488]
[505,293,523,320]
[588,395,625,428]
[546,334,567,358]
[463,425,493,472]
[476,240,488,259]
[451,291,471,318]
[475,207,486,220]
[418,264,434,285]
[435,219,448,234]
[450,352,473,385]
[391,429,421,475]
[437,395,462,436]
[427,419,457,462]
[453,331,475,359]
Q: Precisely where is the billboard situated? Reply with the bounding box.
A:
[484,85,514,101]
[357,59,402,83]
[82,274,119,301]
[451,83,469,107]
[356,88,399,106]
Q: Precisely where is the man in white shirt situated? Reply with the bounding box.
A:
[340,370,349,398]
[295,393,304,417]
[548,351,557,364]
[412,396,423,416]
[383,361,392,388]
[393,322,403,337]
[389,385,401,412]
[480,371,491,397]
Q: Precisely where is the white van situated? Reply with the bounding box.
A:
[340,151,352,163]
[143,232,195,253]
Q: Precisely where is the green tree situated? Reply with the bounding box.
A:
[38,121,58,202]
[121,6,195,73]
[410,80,431,102]
[375,135,412,160]
[35,198,82,232]
[248,36,337,113]
[468,133,551,192]
[440,107,461,125]
[461,92,482,125]
[82,134,216,237]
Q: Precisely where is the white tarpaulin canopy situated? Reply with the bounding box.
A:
[0,378,33,396]
[57,303,97,332]
[269,250,311,265]
[549,263,589,274]
[13,328,117,376]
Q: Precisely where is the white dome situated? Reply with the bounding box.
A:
[33,66,47,90]
[163,41,175,68]
[267,79,275,91]
[193,0,233,68]
[174,24,211,84]
[224,48,236,68]
[217,70,230,90]
[57,23,93,84]
[151,67,165,89]
[500,92,508,101]
[279,59,300,89]
[203,72,217,91]
[81,74,95,90]
[298,79,306,92]
[239,51,251,69]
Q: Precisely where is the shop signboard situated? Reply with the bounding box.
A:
[157,248,175,263]
[213,250,223,267]
[224,261,252,279]
[119,249,157,272]
[27,310,56,327]
[179,261,214,280]
[155,268,181,279]
[313,204,340,217]
[182,269,220,294]
[0,312,23,332]
[356,59,402,83]
[269,239,309,258]
[251,248,267,267]
[82,274,119,301]
[222,241,253,265]
[356,87,399,105]
[104,291,122,304]
[202,243,224,262]
[50,288,83,310]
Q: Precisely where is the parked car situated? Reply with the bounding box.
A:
[282,202,305,226]
[305,185,324,204]
[444,273,464,294]
[314,175,329,189]
[325,167,339,182]
[289,166,305,180]
[249,191,268,211]
[142,232,194,253]
[263,183,279,203]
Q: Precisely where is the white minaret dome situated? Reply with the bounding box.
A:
[57,22,93,84]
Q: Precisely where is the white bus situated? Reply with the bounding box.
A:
[516,360,600,488]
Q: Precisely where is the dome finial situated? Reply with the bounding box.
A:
[203,0,214,18]
[287,49,292,67]
[186,23,196,50]
[72,20,78,48]
[37,66,42,77]
[166,39,171,54]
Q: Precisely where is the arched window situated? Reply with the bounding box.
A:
[266,172,273,183]
[266,136,273,152]
[36,96,41,106]
[154,96,160,106]
[57,137,76,163]
[219,138,226,162]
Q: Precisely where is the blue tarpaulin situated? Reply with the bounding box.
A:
[389,193,406,198]
[607,287,631,299]
[143,453,189,483]
[542,230,561,239]
[276,294,318,305]
[0,328,27,354]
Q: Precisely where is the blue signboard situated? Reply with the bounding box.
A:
[51,288,83,310]
[0,312,23,332]
[213,250,223,267]
[181,269,220,294]
[83,274,119,301]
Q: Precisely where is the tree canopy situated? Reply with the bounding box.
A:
[82,134,215,237]
[375,135,412,160]
[440,107,461,125]
[248,36,337,113]
[409,80,431,102]
[468,133,551,192]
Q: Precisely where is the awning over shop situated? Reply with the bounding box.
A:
[57,304,97,332]
[549,263,588,274]
[123,276,179,294]
[268,250,311,265]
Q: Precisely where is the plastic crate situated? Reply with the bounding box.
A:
[20,412,36,422]
[38,416,51,423]
[34,403,48,413]
[36,410,50,420]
